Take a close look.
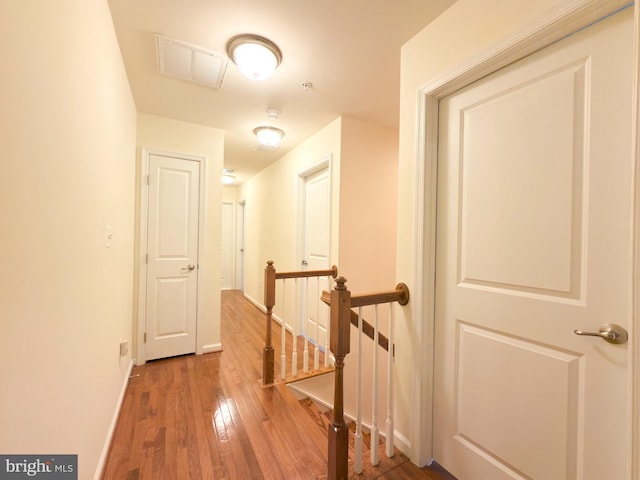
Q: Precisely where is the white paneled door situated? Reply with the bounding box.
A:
[221,202,234,290]
[302,166,331,349]
[434,8,633,480]
[144,153,200,361]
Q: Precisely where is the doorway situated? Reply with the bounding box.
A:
[137,149,206,363]
[221,202,235,290]
[297,157,332,348]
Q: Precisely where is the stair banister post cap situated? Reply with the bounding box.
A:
[335,276,347,290]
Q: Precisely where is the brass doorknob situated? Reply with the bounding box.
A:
[574,323,628,344]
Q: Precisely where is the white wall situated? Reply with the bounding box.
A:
[338,116,398,293]
[223,185,238,203]
[136,113,225,354]
[395,0,565,462]
[0,1,137,478]
[328,117,399,435]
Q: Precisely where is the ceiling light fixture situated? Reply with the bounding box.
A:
[254,126,285,146]
[222,169,236,185]
[226,34,282,81]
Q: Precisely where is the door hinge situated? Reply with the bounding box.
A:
[146,174,150,185]
[145,253,148,264]
[144,332,147,343]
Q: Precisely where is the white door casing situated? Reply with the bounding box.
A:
[298,157,332,348]
[221,202,234,290]
[410,0,639,477]
[137,149,206,364]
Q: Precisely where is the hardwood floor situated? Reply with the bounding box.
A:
[102,290,455,479]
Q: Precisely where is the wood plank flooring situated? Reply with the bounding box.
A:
[102,290,455,479]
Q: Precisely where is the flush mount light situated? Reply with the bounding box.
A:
[226,34,282,81]
[222,169,236,185]
[254,126,285,146]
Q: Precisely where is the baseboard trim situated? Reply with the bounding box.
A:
[202,343,222,354]
[394,430,412,458]
[244,292,265,312]
[93,359,133,480]
[243,292,295,333]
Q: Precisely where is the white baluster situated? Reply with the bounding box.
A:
[314,276,320,371]
[386,303,395,458]
[280,279,287,380]
[354,307,364,474]
[324,276,330,368]
[292,278,298,377]
[371,304,380,466]
[303,276,309,373]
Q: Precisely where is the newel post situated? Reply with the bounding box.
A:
[263,260,276,385]
[328,276,351,480]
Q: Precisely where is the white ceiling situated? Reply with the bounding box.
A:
[108,0,456,184]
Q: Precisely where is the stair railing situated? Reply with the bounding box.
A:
[322,276,409,480]
[263,260,338,386]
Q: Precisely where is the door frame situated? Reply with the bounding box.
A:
[295,155,333,336]
[410,0,640,475]
[136,148,207,365]
[236,200,246,292]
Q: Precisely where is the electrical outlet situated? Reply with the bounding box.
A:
[119,340,128,357]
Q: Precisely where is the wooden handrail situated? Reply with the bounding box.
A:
[276,266,338,280]
[321,284,409,354]
[350,283,410,307]
[321,282,409,308]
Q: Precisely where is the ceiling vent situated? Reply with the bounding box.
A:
[156,34,228,88]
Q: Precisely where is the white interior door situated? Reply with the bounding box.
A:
[221,202,234,290]
[144,153,200,361]
[433,8,633,480]
[301,166,331,347]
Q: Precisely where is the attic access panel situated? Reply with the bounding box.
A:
[156,34,228,88]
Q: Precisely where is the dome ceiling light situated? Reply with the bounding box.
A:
[222,169,236,185]
[226,34,282,81]
[254,126,285,146]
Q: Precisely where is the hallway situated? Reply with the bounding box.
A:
[102,291,454,479]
